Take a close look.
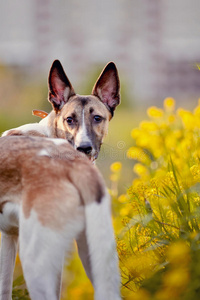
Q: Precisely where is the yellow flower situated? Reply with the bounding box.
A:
[124,289,150,300]
[127,147,141,160]
[168,114,175,123]
[131,128,141,139]
[132,178,143,186]
[190,164,200,176]
[118,194,127,203]
[147,106,163,118]
[167,241,190,265]
[140,121,158,131]
[135,132,152,148]
[165,133,177,150]
[194,149,200,162]
[110,161,122,172]
[174,129,182,139]
[120,206,131,216]
[164,97,175,110]
[164,268,190,289]
[190,231,198,239]
[190,164,200,181]
[133,163,149,177]
[177,108,195,129]
[127,147,151,164]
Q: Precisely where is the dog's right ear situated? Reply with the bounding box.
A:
[48,60,76,112]
[92,62,120,117]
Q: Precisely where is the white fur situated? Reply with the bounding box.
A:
[0,203,19,300]
[2,115,52,138]
[0,194,121,300]
[38,149,50,157]
[49,138,68,146]
[0,234,18,300]
[75,108,92,147]
[85,192,121,300]
[38,114,52,136]
[19,207,84,300]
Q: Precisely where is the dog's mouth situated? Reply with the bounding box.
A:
[80,151,98,163]
[67,139,99,162]
[88,153,98,162]
[75,146,98,162]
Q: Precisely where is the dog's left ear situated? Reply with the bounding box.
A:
[92,62,120,117]
[48,60,76,112]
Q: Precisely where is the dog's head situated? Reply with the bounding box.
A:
[48,60,120,161]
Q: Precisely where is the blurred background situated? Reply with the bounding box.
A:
[1,0,200,104]
[1,0,200,187]
[1,1,200,299]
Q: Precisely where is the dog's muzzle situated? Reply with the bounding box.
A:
[76,142,98,162]
[77,142,92,155]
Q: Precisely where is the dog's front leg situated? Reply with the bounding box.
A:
[0,233,18,300]
[76,229,93,283]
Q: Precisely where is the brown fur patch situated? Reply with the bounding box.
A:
[5,130,24,136]
[0,136,105,229]
[5,129,46,138]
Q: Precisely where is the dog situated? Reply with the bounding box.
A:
[0,135,121,300]
[0,61,121,299]
[3,59,120,162]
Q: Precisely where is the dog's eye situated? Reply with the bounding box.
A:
[66,117,74,125]
[94,115,102,123]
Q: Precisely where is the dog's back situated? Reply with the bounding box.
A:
[0,136,121,300]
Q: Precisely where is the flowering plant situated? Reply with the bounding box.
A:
[111,98,200,299]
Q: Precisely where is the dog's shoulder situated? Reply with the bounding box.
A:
[2,128,46,138]
[2,118,51,138]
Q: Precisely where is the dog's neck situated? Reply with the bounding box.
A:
[38,111,56,137]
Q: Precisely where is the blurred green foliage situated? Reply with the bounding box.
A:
[0,63,49,133]
[12,275,29,300]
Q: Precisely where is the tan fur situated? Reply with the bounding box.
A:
[0,136,105,230]
[6,129,46,138]
[0,61,120,227]
[53,95,110,143]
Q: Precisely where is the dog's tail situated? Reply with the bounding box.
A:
[69,162,121,299]
[84,189,121,300]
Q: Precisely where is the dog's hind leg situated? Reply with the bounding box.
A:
[19,209,66,300]
[76,228,93,283]
[19,203,84,300]
[0,233,18,300]
[85,191,121,300]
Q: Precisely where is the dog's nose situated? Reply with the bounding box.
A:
[77,143,92,155]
